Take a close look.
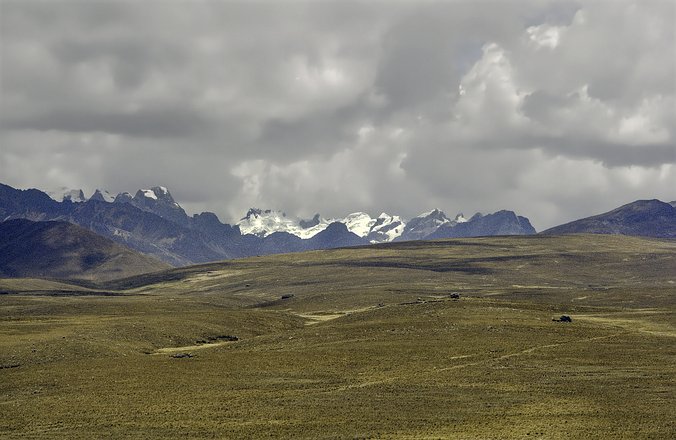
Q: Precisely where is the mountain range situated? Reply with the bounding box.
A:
[2,183,672,271]
[1,183,536,266]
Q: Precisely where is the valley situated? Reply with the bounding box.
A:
[1,234,674,438]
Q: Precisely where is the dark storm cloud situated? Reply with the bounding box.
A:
[4,107,209,138]
[1,0,674,229]
[50,38,187,90]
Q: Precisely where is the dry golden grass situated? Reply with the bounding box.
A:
[1,234,674,438]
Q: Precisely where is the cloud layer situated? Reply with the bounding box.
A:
[1,0,674,229]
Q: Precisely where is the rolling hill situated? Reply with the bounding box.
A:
[0,219,170,281]
[2,234,674,438]
[542,199,676,238]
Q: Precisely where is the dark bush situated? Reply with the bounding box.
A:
[171,353,193,358]
[553,315,572,323]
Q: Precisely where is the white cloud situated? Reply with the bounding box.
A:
[526,24,564,49]
[453,42,529,133]
[1,0,674,229]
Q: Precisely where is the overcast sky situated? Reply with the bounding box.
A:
[1,0,674,230]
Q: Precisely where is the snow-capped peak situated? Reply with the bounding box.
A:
[368,213,405,242]
[134,186,176,204]
[140,189,158,200]
[237,208,332,239]
[415,209,449,223]
[47,187,86,203]
[241,208,285,221]
[342,212,376,237]
[374,212,403,225]
[418,209,442,218]
[340,212,406,242]
[124,186,188,225]
[396,209,449,241]
[454,213,468,223]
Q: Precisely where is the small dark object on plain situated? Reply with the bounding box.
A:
[208,335,238,342]
[449,293,460,299]
[171,353,193,358]
[281,294,295,300]
[553,315,573,323]
[0,363,21,369]
[245,284,251,287]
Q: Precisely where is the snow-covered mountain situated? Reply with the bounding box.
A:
[366,213,405,243]
[40,186,478,244]
[32,183,536,246]
[397,210,470,241]
[237,209,407,243]
[397,209,450,241]
[237,208,333,239]
[342,212,377,237]
[233,207,531,243]
[59,185,193,227]
[47,187,86,203]
[341,212,405,242]
[2,181,543,266]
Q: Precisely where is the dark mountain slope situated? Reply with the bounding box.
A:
[307,222,368,249]
[542,199,676,238]
[428,210,536,239]
[70,200,230,266]
[0,219,170,281]
[0,183,70,221]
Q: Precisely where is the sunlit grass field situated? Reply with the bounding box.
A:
[1,234,674,438]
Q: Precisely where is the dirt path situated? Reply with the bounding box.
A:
[151,341,234,355]
[334,332,625,391]
[294,306,376,325]
[296,313,346,325]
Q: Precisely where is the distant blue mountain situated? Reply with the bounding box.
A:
[427,210,536,239]
[542,199,676,238]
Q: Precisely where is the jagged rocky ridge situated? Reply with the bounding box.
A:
[2,183,537,266]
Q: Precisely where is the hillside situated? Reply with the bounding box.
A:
[542,199,676,238]
[2,234,675,438]
[0,219,170,281]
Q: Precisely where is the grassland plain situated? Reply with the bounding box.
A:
[1,234,674,439]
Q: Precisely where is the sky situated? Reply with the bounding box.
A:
[1,0,674,230]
